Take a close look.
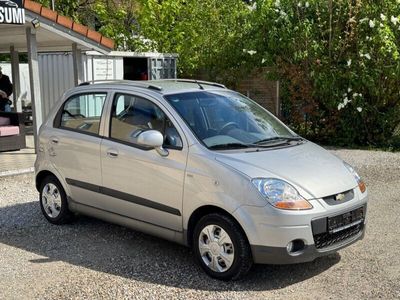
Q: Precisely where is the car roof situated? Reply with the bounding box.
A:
[74,79,227,95]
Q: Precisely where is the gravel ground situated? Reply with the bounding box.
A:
[0,149,399,299]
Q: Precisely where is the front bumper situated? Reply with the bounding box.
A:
[251,224,365,264]
[233,189,368,265]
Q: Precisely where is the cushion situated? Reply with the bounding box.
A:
[0,126,20,137]
[0,116,10,126]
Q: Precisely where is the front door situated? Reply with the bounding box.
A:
[99,92,187,232]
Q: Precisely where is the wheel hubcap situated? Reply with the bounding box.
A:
[41,183,62,218]
[198,225,234,273]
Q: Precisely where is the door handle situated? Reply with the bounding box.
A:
[107,149,119,158]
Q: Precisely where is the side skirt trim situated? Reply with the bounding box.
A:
[66,178,181,216]
[68,197,183,233]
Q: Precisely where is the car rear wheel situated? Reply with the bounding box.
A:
[39,175,72,224]
[193,213,253,280]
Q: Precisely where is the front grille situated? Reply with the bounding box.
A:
[313,222,363,249]
[311,206,366,250]
[322,189,354,205]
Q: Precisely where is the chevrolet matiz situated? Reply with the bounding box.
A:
[35,79,368,280]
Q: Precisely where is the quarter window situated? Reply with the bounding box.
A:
[110,94,183,149]
[60,93,106,135]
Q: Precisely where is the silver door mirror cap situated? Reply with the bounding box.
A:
[137,130,169,157]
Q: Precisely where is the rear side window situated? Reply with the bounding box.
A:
[58,93,107,135]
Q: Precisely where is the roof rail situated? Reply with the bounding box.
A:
[78,80,163,91]
[162,79,227,89]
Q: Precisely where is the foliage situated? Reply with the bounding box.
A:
[133,0,400,148]
[33,0,400,148]
[241,0,400,148]
[134,0,252,81]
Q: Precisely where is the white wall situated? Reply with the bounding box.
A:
[84,55,124,81]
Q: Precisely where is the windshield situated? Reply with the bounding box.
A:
[164,91,297,149]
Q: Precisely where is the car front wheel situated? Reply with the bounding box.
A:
[193,213,253,280]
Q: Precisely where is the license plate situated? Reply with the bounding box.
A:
[328,207,364,233]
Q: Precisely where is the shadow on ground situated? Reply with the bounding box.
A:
[0,201,340,291]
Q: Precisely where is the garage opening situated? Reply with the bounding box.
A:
[123,57,148,80]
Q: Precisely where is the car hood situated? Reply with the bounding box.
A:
[215,142,357,199]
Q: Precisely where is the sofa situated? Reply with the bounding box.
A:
[0,112,26,152]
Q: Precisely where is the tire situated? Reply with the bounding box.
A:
[193,213,253,281]
[39,175,72,225]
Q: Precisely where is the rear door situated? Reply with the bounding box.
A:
[49,91,108,205]
[98,91,187,232]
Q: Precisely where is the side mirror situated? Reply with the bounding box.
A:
[136,130,169,157]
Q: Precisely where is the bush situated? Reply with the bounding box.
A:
[245,0,400,149]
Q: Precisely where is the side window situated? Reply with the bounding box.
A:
[59,93,107,135]
[110,94,183,149]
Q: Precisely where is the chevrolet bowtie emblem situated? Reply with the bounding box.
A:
[335,193,345,201]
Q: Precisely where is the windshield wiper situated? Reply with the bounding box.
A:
[254,136,304,145]
[208,143,252,150]
[208,142,283,150]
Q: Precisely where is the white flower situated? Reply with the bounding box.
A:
[369,20,375,28]
[248,2,257,11]
[261,58,266,64]
[357,107,363,112]
[280,10,287,17]
[380,22,384,27]
[353,93,359,98]
[347,59,352,67]
[360,53,371,60]
[391,16,399,25]
[247,50,257,55]
[338,103,344,111]
[359,17,369,23]
[343,97,349,105]
[380,14,386,21]
[243,48,247,53]
[298,2,302,7]
[305,1,309,8]
[275,0,281,8]
[348,87,352,93]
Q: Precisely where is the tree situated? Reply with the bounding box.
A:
[134,0,251,80]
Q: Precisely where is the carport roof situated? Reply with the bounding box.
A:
[0,0,115,54]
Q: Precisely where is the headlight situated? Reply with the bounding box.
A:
[251,178,313,210]
[343,162,366,193]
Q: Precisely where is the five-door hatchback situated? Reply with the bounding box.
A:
[35,79,368,280]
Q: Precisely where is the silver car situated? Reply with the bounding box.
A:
[35,79,368,280]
